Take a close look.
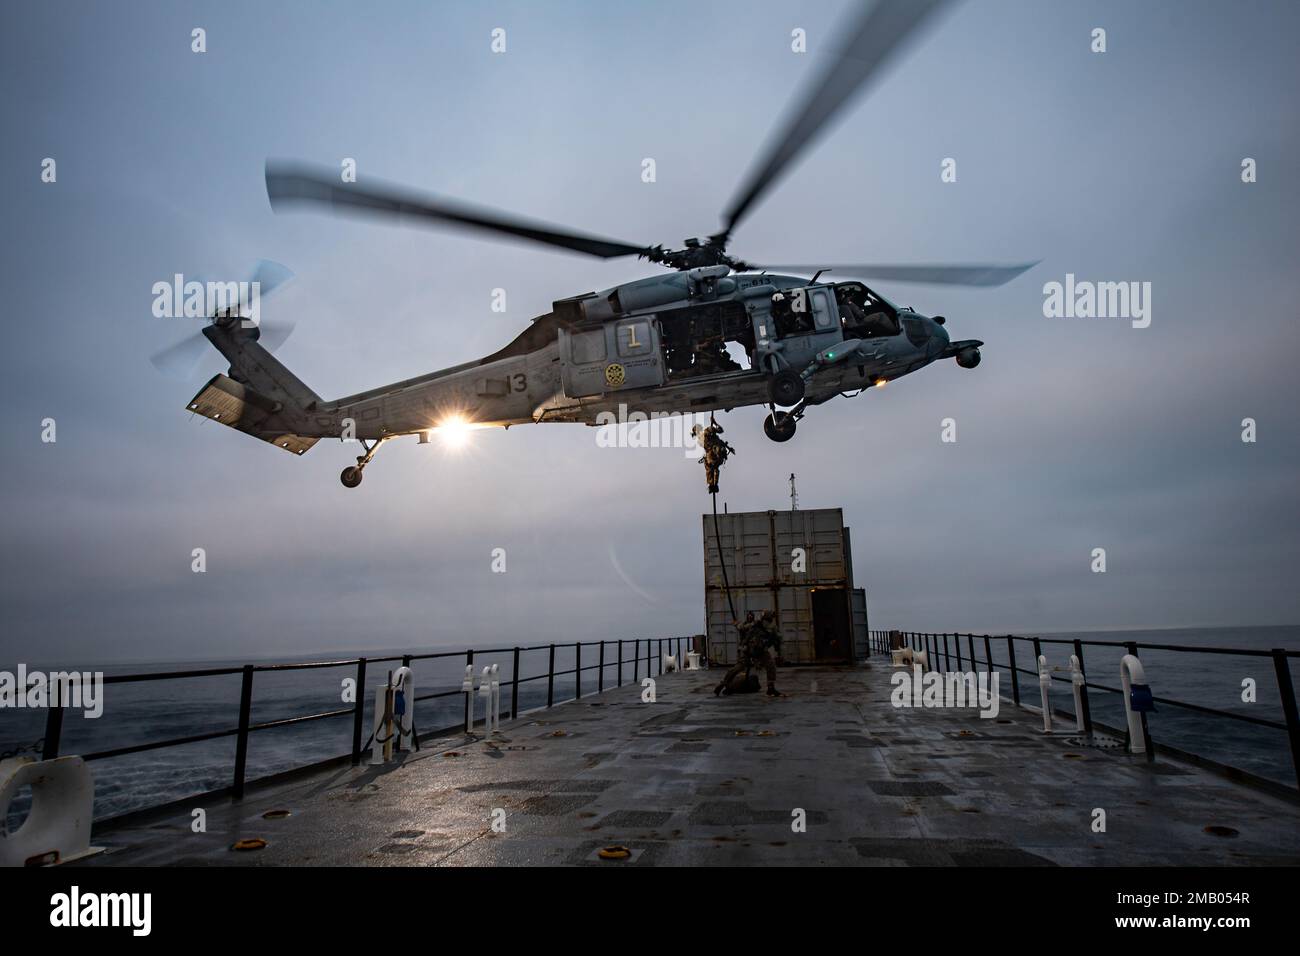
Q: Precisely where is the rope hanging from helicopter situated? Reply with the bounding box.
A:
[697,412,738,623]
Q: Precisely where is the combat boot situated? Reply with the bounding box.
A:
[766,685,779,697]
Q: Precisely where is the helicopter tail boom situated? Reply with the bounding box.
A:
[184,323,324,455]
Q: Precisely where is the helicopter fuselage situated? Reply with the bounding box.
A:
[188,267,980,476]
[294,271,968,438]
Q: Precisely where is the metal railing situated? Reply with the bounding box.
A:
[34,636,703,812]
[868,629,1300,794]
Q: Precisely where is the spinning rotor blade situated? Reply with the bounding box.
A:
[149,331,210,379]
[720,0,955,237]
[149,260,298,379]
[266,162,654,260]
[752,261,1039,287]
[257,319,297,352]
[247,259,295,302]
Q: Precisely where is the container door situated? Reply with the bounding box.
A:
[811,587,852,662]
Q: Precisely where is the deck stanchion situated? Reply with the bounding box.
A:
[232,664,254,799]
[968,635,977,673]
[41,701,64,761]
[1007,636,1021,706]
[547,644,556,708]
[465,649,474,728]
[598,641,605,693]
[350,657,368,765]
[983,635,994,682]
[575,642,582,701]
[955,633,963,670]
[617,640,624,688]
[633,639,640,682]
[511,647,520,720]
[1271,648,1300,793]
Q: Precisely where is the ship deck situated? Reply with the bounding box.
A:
[83,663,1300,866]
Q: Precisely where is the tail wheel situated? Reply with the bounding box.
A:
[763,411,797,443]
[767,369,805,407]
[340,466,364,488]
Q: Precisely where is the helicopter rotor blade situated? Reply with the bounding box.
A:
[247,259,295,302]
[257,318,298,353]
[149,331,211,379]
[751,261,1039,287]
[266,161,655,260]
[720,0,956,239]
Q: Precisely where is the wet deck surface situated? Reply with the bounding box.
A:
[84,664,1300,866]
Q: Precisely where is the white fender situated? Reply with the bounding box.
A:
[664,654,678,673]
[0,756,101,867]
[1038,655,1052,733]
[390,666,415,751]
[1069,655,1086,733]
[1120,654,1149,754]
[490,664,501,732]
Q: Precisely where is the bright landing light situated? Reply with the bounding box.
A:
[432,414,477,450]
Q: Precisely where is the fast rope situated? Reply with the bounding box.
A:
[702,412,738,622]
[711,491,737,623]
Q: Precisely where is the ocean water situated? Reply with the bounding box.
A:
[2,628,1298,826]
[1,640,684,824]
[912,626,1300,787]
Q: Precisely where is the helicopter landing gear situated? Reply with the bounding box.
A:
[767,369,805,407]
[339,436,391,489]
[764,410,797,443]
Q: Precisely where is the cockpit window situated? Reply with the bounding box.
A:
[835,282,900,339]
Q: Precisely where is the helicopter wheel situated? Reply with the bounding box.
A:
[763,411,797,443]
[340,466,364,489]
[767,370,805,407]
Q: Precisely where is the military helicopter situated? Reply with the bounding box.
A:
[159,0,1035,488]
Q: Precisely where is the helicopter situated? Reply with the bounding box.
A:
[159,0,1035,489]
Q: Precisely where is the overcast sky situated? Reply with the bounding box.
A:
[2,0,1297,665]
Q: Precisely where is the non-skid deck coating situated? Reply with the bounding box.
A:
[84,664,1300,866]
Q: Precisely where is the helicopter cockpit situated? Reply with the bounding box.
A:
[833,281,900,339]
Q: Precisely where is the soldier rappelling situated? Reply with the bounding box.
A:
[693,417,735,495]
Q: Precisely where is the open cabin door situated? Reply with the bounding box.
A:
[559,317,664,398]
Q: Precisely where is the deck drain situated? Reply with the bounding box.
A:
[597,845,632,860]
[551,730,568,737]
[261,809,291,820]
[1063,735,1125,750]
[231,838,267,852]
[1204,825,1240,838]
[1062,753,1085,760]
[443,751,462,758]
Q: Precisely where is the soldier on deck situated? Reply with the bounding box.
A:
[693,420,735,494]
[751,609,783,697]
[714,612,757,696]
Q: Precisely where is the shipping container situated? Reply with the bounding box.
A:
[702,508,868,664]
